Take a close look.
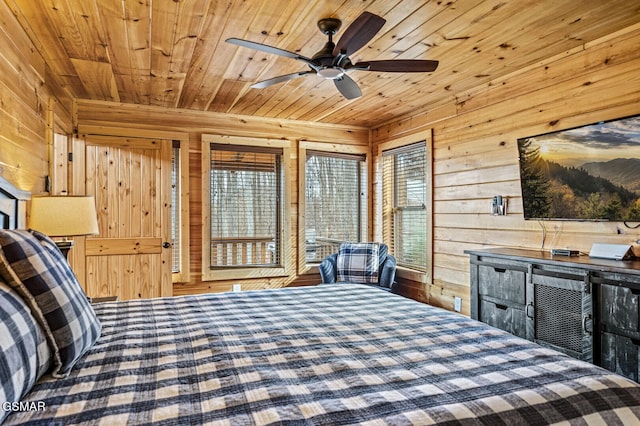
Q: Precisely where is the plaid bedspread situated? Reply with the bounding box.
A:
[6,284,640,425]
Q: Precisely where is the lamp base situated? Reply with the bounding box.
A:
[55,240,74,260]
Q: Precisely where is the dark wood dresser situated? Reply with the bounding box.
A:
[466,247,640,382]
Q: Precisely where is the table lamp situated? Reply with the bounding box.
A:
[29,195,99,259]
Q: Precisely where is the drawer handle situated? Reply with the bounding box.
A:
[526,303,534,319]
[493,267,506,273]
[495,303,508,311]
[583,315,593,334]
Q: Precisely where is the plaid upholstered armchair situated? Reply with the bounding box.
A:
[319,242,397,291]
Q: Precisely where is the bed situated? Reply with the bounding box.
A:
[2,179,640,425]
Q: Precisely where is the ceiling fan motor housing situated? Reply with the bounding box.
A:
[314,18,347,79]
[312,41,337,65]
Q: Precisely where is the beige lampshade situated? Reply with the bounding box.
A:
[29,196,99,237]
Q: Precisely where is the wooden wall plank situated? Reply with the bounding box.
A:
[50,132,68,194]
[118,150,131,237]
[1,0,46,81]
[86,237,162,255]
[139,149,152,238]
[0,0,70,194]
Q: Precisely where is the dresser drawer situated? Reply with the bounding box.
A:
[600,284,640,333]
[478,265,526,305]
[601,332,640,382]
[479,299,527,339]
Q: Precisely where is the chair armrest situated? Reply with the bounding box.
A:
[319,254,338,283]
[379,254,397,289]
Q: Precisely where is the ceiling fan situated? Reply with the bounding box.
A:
[226,11,439,99]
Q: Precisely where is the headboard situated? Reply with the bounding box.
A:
[0,176,31,229]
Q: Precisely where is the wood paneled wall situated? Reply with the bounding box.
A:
[0,0,70,194]
[75,100,370,295]
[372,24,640,314]
[68,23,640,304]
[3,1,638,311]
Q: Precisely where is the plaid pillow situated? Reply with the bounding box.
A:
[0,229,101,378]
[0,280,51,423]
[337,242,380,284]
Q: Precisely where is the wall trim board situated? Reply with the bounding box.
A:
[76,99,369,145]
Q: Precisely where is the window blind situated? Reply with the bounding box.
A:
[209,143,283,268]
[171,141,180,273]
[304,151,366,263]
[382,141,427,271]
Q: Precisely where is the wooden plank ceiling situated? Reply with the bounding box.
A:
[6,0,640,128]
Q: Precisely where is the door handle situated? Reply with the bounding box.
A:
[162,242,171,249]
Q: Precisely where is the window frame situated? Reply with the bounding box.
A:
[171,139,190,283]
[298,141,369,275]
[375,130,433,283]
[201,135,292,281]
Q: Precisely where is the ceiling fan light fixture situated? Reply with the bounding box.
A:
[317,67,344,79]
[227,12,438,99]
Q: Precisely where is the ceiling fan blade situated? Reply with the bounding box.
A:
[226,38,317,68]
[251,71,314,89]
[333,12,386,57]
[334,74,362,99]
[354,59,439,73]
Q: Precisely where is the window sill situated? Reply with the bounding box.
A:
[299,263,321,275]
[202,266,288,281]
[395,266,430,283]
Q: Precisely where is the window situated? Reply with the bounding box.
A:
[210,144,283,267]
[169,137,189,284]
[171,141,180,273]
[382,141,428,271]
[304,150,367,264]
[202,135,291,281]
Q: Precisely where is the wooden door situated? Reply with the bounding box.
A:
[77,135,172,300]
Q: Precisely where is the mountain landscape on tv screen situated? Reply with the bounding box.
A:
[581,158,640,193]
[544,158,640,219]
[519,140,640,221]
[518,114,640,221]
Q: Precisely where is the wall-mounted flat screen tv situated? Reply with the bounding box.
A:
[518,114,640,221]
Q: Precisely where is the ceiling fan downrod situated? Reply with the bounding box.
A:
[314,18,345,79]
